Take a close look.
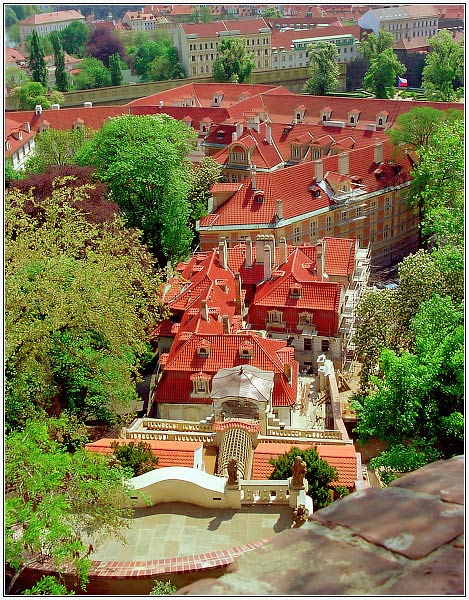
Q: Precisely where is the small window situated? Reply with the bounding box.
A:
[290,286,302,298]
[326,215,332,233]
[293,227,301,244]
[268,310,283,323]
[304,338,312,351]
[321,340,330,352]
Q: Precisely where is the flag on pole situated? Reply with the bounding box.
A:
[397,76,408,88]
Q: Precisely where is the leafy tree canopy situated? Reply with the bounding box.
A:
[87,25,126,68]
[303,41,339,95]
[23,127,94,175]
[187,156,223,223]
[387,106,446,150]
[28,29,48,88]
[150,580,178,595]
[75,114,197,264]
[5,65,30,89]
[359,30,394,61]
[110,440,159,477]
[8,81,63,110]
[363,48,405,98]
[5,416,134,593]
[109,52,124,86]
[261,7,282,18]
[72,57,111,90]
[213,37,255,83]
[422,30,464,101]
[269,446,339,509]
[5,176,166,430]
[59,20,89,57]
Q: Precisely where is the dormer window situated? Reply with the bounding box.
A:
[320,107,332,122]
[239,342,253,358]
[217,130,225,139]
[5,141,10,151]
[290,284,302,298]
[190,371,211,395]
[347,110,360,126]
[254,190,264,203]
[376,111,389,128]
[72,118,84,131]
[197,340,211,357]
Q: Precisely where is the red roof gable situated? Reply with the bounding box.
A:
[181,18,270,37]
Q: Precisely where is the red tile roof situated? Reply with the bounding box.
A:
[85,439,203,468]
[251,442,358,487]
[20,10,84,25]
[181,18,271,37]
[5,47,27,64]
[271,24,360,48]
[155,332,298,407]
[5,117,34,158]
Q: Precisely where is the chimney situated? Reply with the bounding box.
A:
[266,234,276,267]
[218,238,228,270]
[315,240,325,281]
[232,131,238,142]
[263,245,272,280]
[234,272,243,316]
[338,152,349,175]
[279,236,288,265]
[236,121,243,137]
[159,100,164,108]
[314,159,323,182]
[51,104,60,110]
[374,141,383,165]
[83,101,92,108]
[255,234,265,263]
[222,314,230,334]
[276,198,283,220]
[251,165,257,190]
[35,105,42,115]
[245,237,253,268]
[201,299,209,321]
[265,123,272,144]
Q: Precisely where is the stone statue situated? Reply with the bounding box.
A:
[291,456,307,488]
[227,457,239,485]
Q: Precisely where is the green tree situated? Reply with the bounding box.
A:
[422,30,464,101]
[51,31,69,92]
[9,81,52,110]
[5,416,135,593]
[150,580,177,595]
[409,118,464,246]
[110,441,159,476]
[28,29,48,87]
[188,156,223,222]
[23,575,74,595]
[363,48,405,98]
[213,37,255,83]
[303,41,339,95]
[352,294,463,483]
[75,114,197,264]
[5,65,31,89]
[387,106,445,150]
[5,178,166,430]
[10,5,40,20]
[191,6,213,22]
[5,159,27,183]
[359,30,394,61]
[109,53,123,86]
[59,20,89,57]
[5,5,19,26]
[261,7,282,18]
[24,127,93,174]
[269,447,339,508]
[72,57,111,90]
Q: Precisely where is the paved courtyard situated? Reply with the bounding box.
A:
[88,502,292,562]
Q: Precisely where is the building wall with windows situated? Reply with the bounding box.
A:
[358,6,439,43]
[19,10,85,44]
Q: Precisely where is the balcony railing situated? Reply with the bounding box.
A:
[240,480,290,504]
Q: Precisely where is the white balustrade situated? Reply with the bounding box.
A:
[240,480,290,505]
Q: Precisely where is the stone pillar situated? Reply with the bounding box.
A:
[225,483,242,508]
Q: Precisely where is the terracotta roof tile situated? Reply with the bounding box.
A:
[251,442,357,486]
[85,438,202,468]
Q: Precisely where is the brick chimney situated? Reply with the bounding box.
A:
[218,238,228,269]
[222,314,230,334]
[276,198,283,220]
[265,123,272,144]
[251,166,257,190]
[201,299,209,321]
[245,237,253,268]
[314,159,323,182]
[315,240,325,281]
[279,236,288,265]
[374,141,383,165]
[234,272,243,316]
[263,245,272,280]
[255,234,266,263]
[338,152,349,175]
[236,121,243,137]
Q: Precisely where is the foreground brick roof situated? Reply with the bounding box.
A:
[179,455,464,596]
